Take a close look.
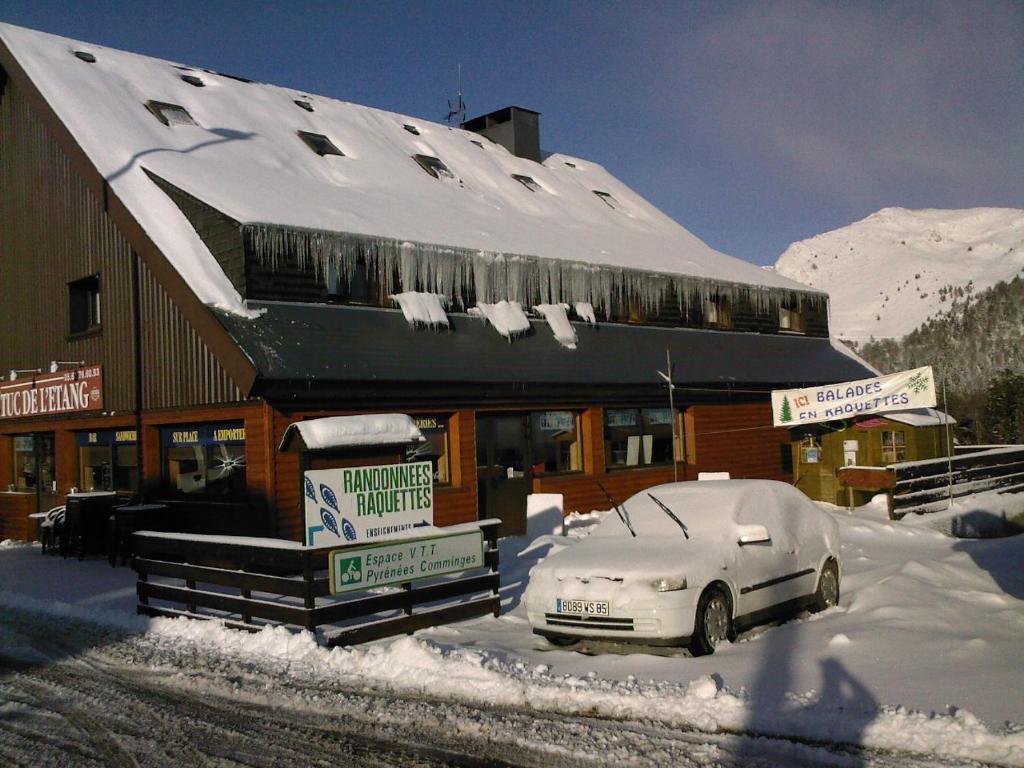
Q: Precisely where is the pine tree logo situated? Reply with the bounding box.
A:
[907,371,930,394]
[780,395,794,423]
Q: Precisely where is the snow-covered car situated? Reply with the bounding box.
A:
[524,479,840,655]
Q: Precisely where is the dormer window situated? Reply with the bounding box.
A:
[703,298,733,329]
[294,99,314,112]
[144,100,197,127]
[469,139,484,148]
[181,75,205,87]
[512,174,541,192]
[593,190,620,209]
[73,51,96,63]
[297,130,344,157]
[413,154,454,180]
[779,303,806,333]
[403,123,421,135]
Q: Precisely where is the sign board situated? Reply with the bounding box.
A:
[329,529,484,595]
[837,467,897,490]
[772,366,936,427]
[0,366,102,420]
[304,461,434,546]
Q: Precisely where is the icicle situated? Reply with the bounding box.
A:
[243,224,826,322]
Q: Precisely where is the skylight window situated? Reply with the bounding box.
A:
[512,174,541,192]
[180,75,205,87]
[297,131,344,157]
[413,154,455,180]
[469,139,484,148]
[73,51,96,63]
[144,100,197,127]
[403,123,421,135]
[294,99,314,112]
[593,190,620,209]
[564,161,577,168]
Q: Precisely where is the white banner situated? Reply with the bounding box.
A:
[771,366,937,427]
[304,461,434,546]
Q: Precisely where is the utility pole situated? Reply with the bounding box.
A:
[657,349,679,482]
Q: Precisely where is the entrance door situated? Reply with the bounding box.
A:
[476,414,530,537]
[12,433,57,514]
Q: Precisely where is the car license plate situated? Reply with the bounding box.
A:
[555,598,609,616]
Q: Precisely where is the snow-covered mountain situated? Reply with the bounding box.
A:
[774,207,1024,342]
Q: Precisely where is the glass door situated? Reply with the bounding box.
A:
[12,433,57,513]
[475,414,530,537]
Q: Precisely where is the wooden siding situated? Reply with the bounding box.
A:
[688,403,793,481]
[0,78,242,412]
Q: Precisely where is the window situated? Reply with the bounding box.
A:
[511,174,541,192]
[881,430,906,463]
[76,429,138,492]
[413,154,455,180]
[294,99,314,112]
[405,415,452,485]
[297,130,344,157]
[180,75,205,87]
[604,408,681,469]
[469,139,484,148]
[325,256,383,305]
[779,303,806,333]
[11,434,55,492]
[69,275,101,334]
[593,190,620,209]
[161,421,246,498]
[564,161,577,168]
[403,123,421,135]
[703,297,733,329]
[73,51,96,63]
[530,411,582,474]
[144,100,197,126]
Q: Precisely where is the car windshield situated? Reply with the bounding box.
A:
[591,483,750,542]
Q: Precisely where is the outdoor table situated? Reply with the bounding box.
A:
[108,503,169,567]
[62,492,119,560]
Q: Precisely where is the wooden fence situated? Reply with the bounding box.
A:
[132,519,500,647]
[888,446,1024,518]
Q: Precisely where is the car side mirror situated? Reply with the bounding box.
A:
[737,524,771,546]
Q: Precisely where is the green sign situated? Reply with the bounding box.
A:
[328,529,484,595]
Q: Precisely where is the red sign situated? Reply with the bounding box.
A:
[0,366,103,419]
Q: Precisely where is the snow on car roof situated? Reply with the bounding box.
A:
[0,23,816,316]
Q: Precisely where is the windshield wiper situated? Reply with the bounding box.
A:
[647,492,689,539]
[596,481,636,538]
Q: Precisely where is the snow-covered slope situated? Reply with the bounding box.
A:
[774,208,1024,342]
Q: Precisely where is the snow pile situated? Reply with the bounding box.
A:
[279,413,424,451]
[470,301,531,339]
[389,292,449,327]
[573,302,597,324]
[775,207,1024,341]
[533,303,577,348]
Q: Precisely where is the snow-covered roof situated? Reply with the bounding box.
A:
[0,23,817,317]
[279,414,424,452]
[883,408,956,427]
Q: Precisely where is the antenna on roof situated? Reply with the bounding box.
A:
[445,64,466,126]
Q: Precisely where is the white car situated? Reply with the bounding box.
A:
[524,480,840,655]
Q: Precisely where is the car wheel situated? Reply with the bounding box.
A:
[811,560,840,612]
[547,635,580,647]
[690,587,732,657]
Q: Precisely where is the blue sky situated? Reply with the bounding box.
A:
[3,0,1021,265]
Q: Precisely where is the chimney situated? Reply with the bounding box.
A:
[462,106,541,163]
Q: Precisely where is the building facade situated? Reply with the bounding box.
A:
[0,24,872,542]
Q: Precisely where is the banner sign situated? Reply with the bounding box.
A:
[772,366,937,427]
[329,529,484,595]
[0,366,102,420]
[304,461,434,546]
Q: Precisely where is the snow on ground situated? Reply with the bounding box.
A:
[2,495,1023,765]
